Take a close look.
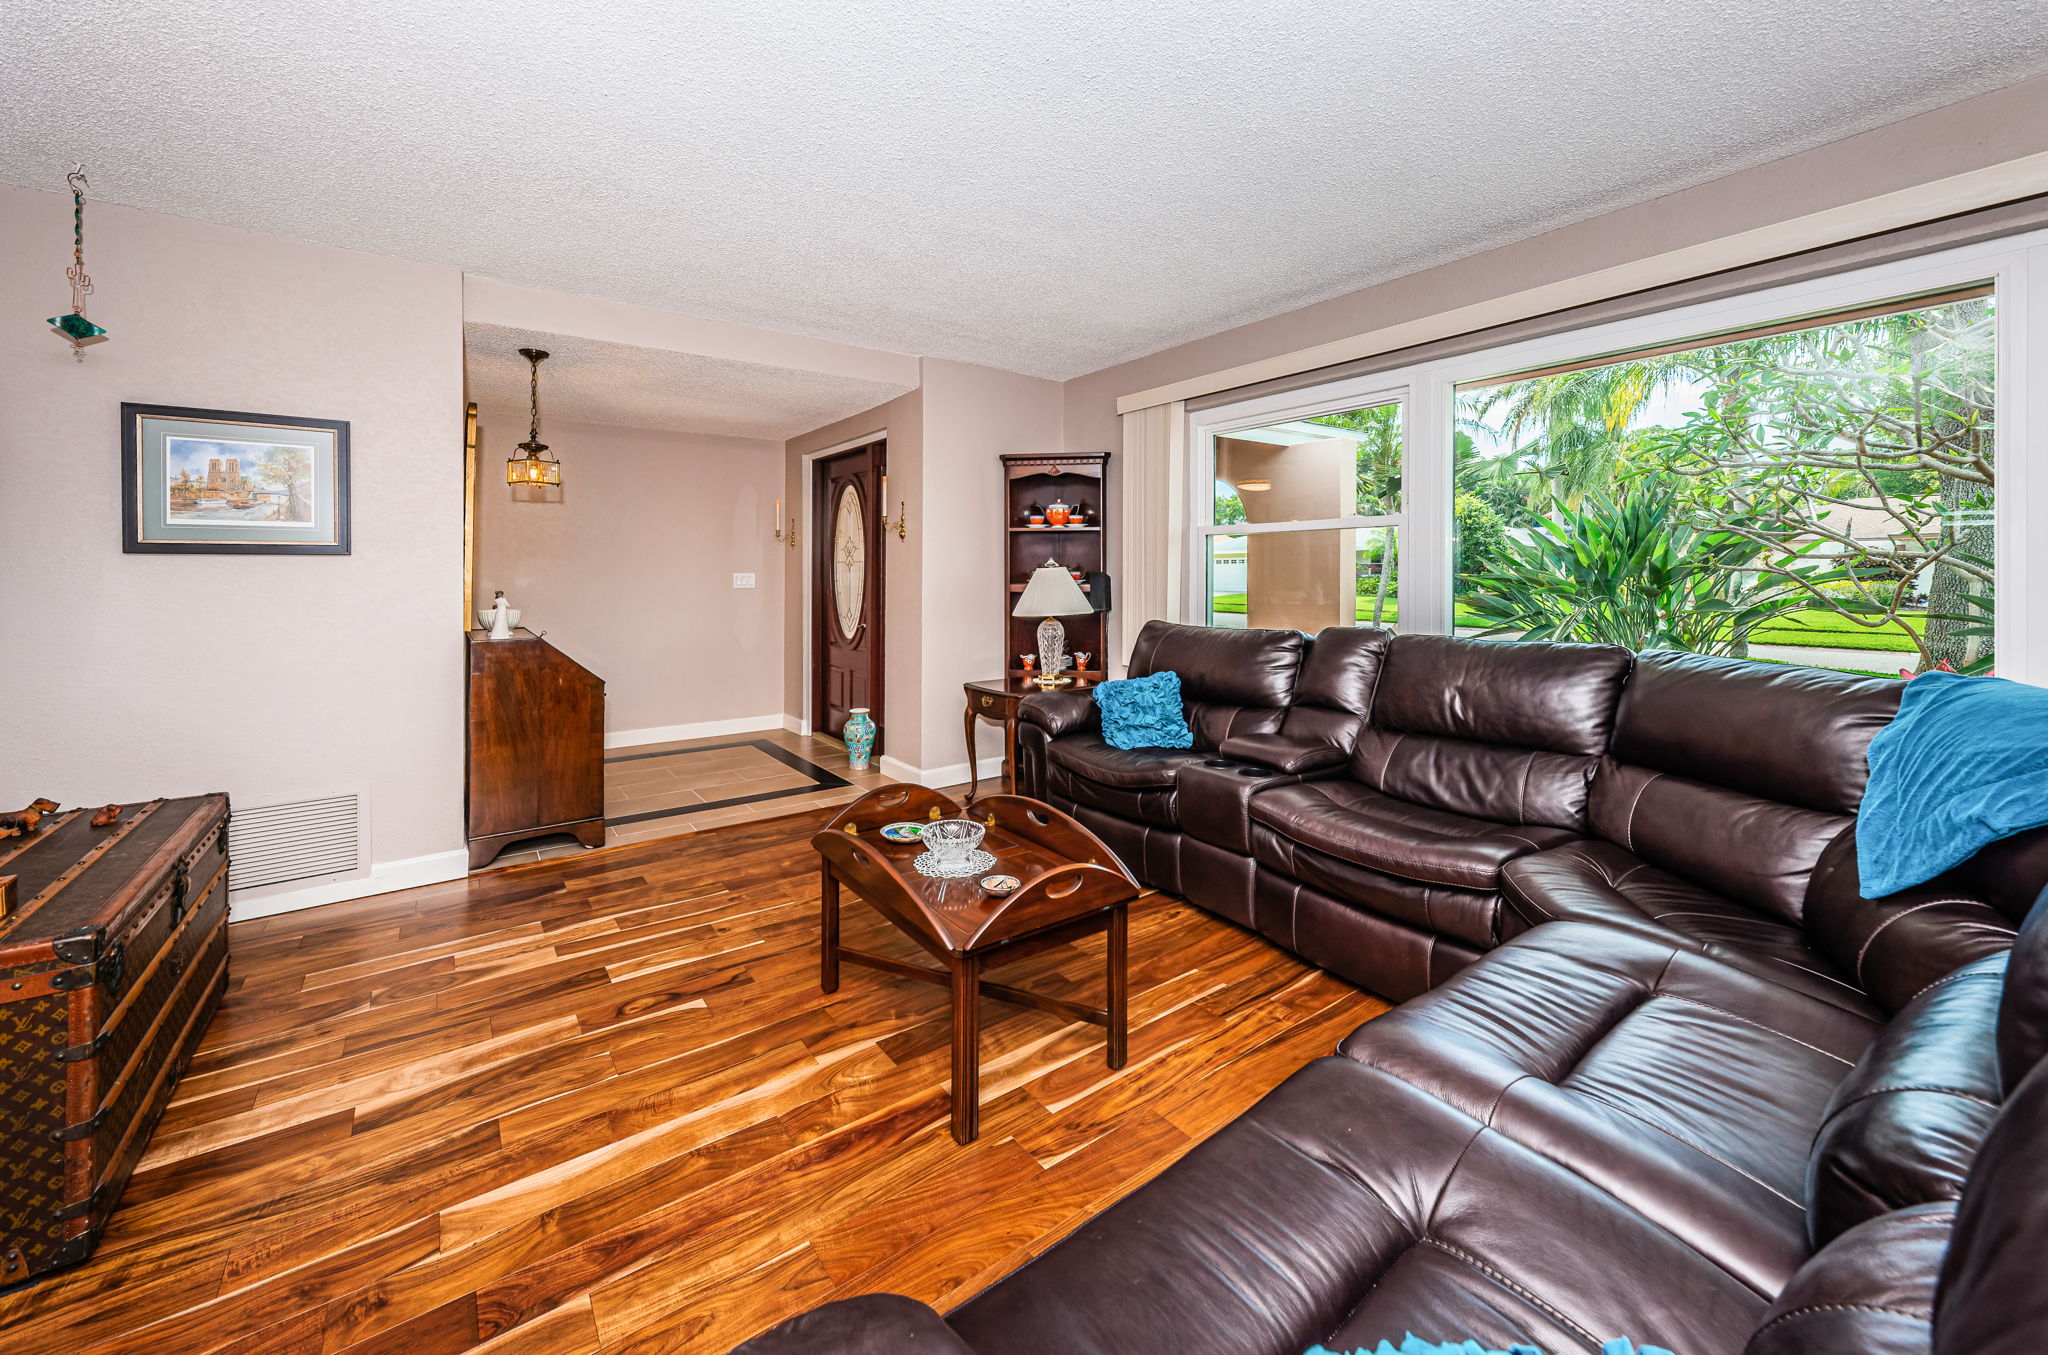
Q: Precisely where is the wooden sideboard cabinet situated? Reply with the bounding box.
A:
[465,629,606,868]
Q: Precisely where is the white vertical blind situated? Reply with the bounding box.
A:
[1116,400,1185,672]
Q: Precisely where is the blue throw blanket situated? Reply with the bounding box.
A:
[1859,670,2048,897]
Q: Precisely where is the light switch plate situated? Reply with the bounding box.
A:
[732,572,756,589]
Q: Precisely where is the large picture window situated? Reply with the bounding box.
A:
[1452,289,1995,674]
[1201,401,1403,631]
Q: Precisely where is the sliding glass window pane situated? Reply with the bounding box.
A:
[1206,527,1398,631]
[1213,402,1401,526]
[1453,293,1994,675]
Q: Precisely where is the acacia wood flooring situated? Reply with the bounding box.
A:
[0,808,1387,1354]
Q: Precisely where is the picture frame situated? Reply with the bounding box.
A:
[121,403,350,554]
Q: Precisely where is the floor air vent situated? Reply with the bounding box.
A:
[228,792,364,890]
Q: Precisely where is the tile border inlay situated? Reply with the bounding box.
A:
[604,738,853,827]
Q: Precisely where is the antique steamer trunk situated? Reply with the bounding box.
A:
[0,794,231,1286]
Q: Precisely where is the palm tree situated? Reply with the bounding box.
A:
[1460,354,1696,501]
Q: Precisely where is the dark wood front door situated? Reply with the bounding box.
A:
[813,441,885,742]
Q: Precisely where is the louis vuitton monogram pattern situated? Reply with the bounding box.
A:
[0,990,69,1283]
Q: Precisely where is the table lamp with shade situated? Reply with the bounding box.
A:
[1014,560,1095,688]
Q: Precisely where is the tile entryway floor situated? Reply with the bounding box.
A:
[477,728,900,869]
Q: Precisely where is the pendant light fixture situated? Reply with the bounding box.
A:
[47,167,108,361]
[506,347,563,487]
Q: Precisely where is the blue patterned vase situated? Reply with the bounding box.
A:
[843,708,876,770]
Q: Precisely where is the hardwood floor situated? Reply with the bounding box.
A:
[482,729,902,868]
[0,809,1387,1354]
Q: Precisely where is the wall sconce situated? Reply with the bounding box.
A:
[1237,477,1272,492]
[877,475,909,541]
[774,499,798,549]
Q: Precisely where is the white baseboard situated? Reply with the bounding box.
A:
[876,754,1006,789]
[604,713,786,749]
[228,848,469,922]
[781,713,810,736]
[876,754,921,784]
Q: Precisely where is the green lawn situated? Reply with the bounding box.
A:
[1210,596,1928,655]
[1748,609,1923,653]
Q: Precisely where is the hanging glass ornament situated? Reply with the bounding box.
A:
[47,167,108,361]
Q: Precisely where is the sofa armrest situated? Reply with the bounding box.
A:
[1804,828,2018,1013]
[1216,732,1347,774]
[728,1295,977,1355]
[1019,689,1098,738]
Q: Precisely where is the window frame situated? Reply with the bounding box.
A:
[1188,382,1411,632]
[1180,225,2048,683]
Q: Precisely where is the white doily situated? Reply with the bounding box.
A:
[912,848,997,879]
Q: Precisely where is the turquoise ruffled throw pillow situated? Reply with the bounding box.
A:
[1094,671,1194,751]
[1306,1338,1674,1355]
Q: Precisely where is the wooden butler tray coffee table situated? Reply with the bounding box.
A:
[813,785,1141,1144]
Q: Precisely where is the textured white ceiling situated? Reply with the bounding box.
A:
[7,2,2048,380]
[464,323,913,440]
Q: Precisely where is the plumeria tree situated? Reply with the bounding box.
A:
[1644,299,1994,671]
[1455,296,1995,672]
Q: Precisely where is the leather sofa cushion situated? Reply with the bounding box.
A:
[1063,802,1182,896]
[1337,922,1876,1295]
[1612,651,1901,816]
[1216,732,1347,773]
[731,1294,975,1355]
[1129,620,1305,709]
[1350,726,1603,831]
[946,1057,1766,1355]
[1017,688,1097,738]
[1587,761,1852,924]
[1744,1203,1950,1355]
[1934,1057,2048,1350]
[1807,955,2004,1249]
[1500,839,1877,1017]
[1996,886,2048,1094]
[1251,825,1509,950]
[1268,625,1391,757]
[1250,781,1577,892]
[1048,735,1206,790]
[1124,620,1302,753]
[1044,769,1183,832]
[1337,636,1629,833]
[1372,634,1633,756]
[1802,828,2019,1015]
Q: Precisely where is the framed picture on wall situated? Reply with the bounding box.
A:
[121,403,350,554]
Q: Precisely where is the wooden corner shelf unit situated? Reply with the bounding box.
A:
[1001,452,1112,681]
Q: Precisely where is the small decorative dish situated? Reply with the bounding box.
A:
[878,822,926,843]
[913,848,997,879]
[980,874,1021,895]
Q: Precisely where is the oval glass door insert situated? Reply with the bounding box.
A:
[832,483,866,640]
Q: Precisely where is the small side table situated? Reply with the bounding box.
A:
[962,675,1099,802]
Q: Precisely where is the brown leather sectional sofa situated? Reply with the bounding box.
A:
[731,623,2048,1354]
[1019,623,2040,1006]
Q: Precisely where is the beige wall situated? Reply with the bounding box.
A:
[0,182,467,898]
[1060,73,2048,458]
[474,416,785,739]
[915,358,1065,775]
[780,359,1063,779]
